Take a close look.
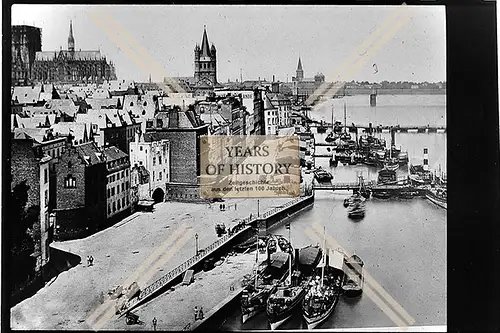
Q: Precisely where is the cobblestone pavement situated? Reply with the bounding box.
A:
[10,197,293,330]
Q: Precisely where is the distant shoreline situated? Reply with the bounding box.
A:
[340,88,446,95]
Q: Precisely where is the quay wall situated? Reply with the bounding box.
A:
[128,195,314,312]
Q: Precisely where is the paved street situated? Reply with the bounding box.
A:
[10,197,293,330]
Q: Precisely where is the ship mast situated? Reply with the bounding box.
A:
[255,234,259,289]
[331,105,334,130]
[288,226,292,286]
[321,226,326,288]
[343,102,347,134]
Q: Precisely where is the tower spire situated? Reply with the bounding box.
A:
[68,20,75,52]
[296,56,304,81]
[201,25,211,57]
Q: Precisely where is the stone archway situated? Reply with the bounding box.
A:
[152,188,165,203]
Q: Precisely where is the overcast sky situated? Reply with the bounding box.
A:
[12,5,446,83]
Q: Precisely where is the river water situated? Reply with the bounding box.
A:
[217,95,447,330]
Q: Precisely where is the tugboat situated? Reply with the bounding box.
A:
[425,187,447,209]
[314,167,333,182]
[266,235,312,330]
[302,236,345,330]
[347,196,366,220]
[241,235,294,323]
[342,253,364,297]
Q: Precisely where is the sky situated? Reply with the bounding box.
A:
[12,5,446,83]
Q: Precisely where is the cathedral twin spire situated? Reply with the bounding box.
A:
[68,20,75,52]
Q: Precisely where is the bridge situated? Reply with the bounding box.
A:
[312,180,377,191]
[308,123,446,133]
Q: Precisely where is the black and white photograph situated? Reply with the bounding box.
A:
[8,4,447,331]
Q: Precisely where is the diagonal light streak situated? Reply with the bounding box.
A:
[306,4,411,105]
[87,10,185,95]
[305,222,415,327]
[85,223,195,330]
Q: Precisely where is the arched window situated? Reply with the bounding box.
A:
[64,175,76,188]
[143,101,147,106]
[130,102,134,106]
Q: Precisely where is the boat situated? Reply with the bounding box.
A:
[297,245,323,275]
[371,190,392,199]
[266,270,309,330]
[377,168,397,184]
[425,187,447,209]
[342,254,364,297]
[241,251,291,323]
[302,246,345,329]
[314,167,333,182]
[347,201,366,219]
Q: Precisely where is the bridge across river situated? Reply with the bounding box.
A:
[309,123,446,133]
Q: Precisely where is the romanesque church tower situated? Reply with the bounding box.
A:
[194,26,217,87]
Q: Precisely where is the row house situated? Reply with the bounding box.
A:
[53,140,107,240]
[76,108,141,155]
[268,92,292,128]
[129,132,170,203]
[11,134,52,272]
[263,94,279,135]
[103,146,131,219]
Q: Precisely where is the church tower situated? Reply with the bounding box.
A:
[296,57,304,81]
[68,20,75,52]
[194,26,217,87]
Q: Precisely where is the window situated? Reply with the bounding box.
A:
[140,146,143,151]
[111,187,115,196]
[130,102,134,106]
[126,181,129,189]
[126,169,128,176]
[159,172,162,180]
[121,171,124,178]
[122,183,125,192]
[153,157,156,166]
[118,200,121,210]
[126,196,129,205]
[116,185,119,194]
[113,202,116,212]
[153,171,155,180]
[107,188,111,197]
[122,197,125,207]
[44,169,48,184]
[159,156,162,165]
[64,175,76,188]
[117,173,120,180]
[108,204,111,214]
[45,189,49,207]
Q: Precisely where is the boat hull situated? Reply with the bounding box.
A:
[303,295,339,330]
[267,288,307,330]
[425,193,447,209]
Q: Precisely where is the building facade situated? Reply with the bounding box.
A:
[12,25,42,85]
[129,132,170,203]
[103,146,131,219]
[32,21,116,84]
[53,141,107,240]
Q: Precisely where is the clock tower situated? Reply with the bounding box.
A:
[194,26,217,94]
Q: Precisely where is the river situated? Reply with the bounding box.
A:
[217,94,447,330]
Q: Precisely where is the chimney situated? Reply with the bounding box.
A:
[168,107,179,128]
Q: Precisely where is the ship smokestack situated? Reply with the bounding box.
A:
[423,148,429,171]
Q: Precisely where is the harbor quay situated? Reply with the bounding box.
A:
[10,197,296,330]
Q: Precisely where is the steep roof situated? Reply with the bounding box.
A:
[103,145,128,161]
[13,128,47,143]
[75,142,105,166]
[85,96,123,110]
[43,99,79,117]
[35,50,104,61]
[12,86,42,105]
[297,57,303,71]
[51,122,88,143]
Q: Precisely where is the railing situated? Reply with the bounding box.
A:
[124,195,313,313]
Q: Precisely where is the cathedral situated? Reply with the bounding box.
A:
[31,21,116,84]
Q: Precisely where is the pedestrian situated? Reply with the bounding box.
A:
[194,306,199,320]
[152,317,157,331]
[89,255,94,266]
[87,256,90,267]
[198,307,204,320]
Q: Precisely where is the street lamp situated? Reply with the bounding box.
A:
[195,233,199,256]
